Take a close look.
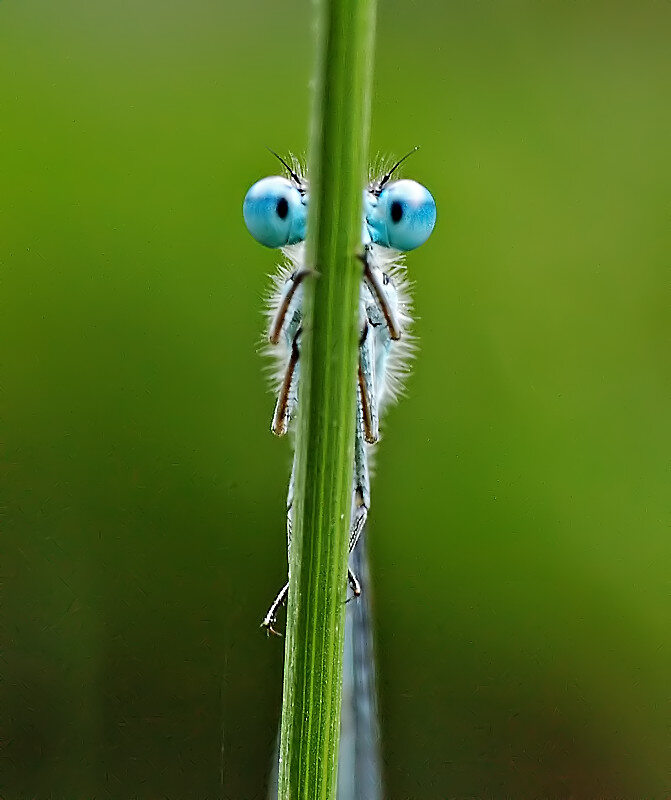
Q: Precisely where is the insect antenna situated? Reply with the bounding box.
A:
[266,147,305,191]
[374,146,420,195]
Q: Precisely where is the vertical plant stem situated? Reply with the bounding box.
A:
[277,0,377,798]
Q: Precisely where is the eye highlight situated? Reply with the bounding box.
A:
[243,176,307,248]
[366,179,436,251]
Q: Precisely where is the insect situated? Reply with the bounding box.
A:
[243,149,436,636]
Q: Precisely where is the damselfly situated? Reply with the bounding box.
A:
[244,151,435,798]
[243,150,436,634]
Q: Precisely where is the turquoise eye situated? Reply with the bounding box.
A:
[365,179,436,251]
[243,176,307,248]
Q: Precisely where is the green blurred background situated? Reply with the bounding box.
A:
[2,1,669,797]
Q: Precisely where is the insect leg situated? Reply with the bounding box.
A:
[261,452,296,636]
[358,322,379,444]
[262,424,369,631]
[271,328,301,436]
[268,268,313,344]
[347,391,372,596]
[261,582,289,637]
[359,248,401,341]
[349,488,368,566]
[347,565,362,598]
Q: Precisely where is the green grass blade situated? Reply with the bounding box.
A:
[276,0,377,797]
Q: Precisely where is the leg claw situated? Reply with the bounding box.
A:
[261,617,283,637]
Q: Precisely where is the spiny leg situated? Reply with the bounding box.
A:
[359,247,402,341]
[347,566,362,602]
[268,268,314,345]
[261,455,295,636]
[346,488,368,598]
[261,514,367,634]
[271,327,301,436]
[346,385,373,602]
[261,581,289,637]
[358,321,379,444]
[261,446,370,634]
[346,486,365,603]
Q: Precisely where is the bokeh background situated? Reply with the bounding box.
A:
[2,1,669,797]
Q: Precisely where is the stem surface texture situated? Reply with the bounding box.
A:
[277,0,377,797]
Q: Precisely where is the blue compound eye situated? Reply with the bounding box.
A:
[243,176,307,248]
[366,179,436,251]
